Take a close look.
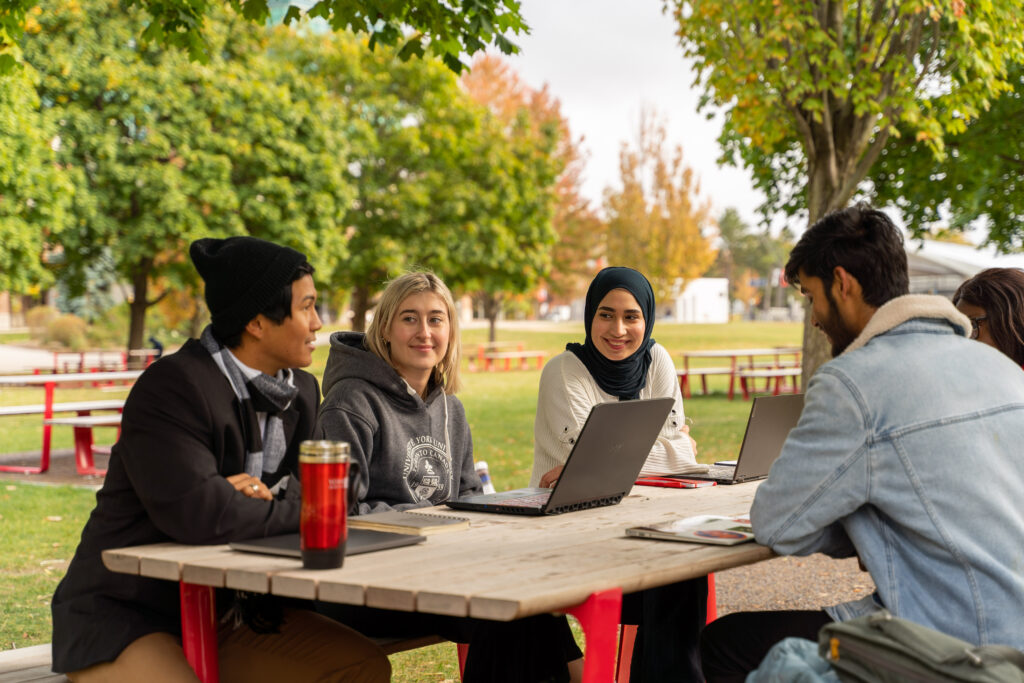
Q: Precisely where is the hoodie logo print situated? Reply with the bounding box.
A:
[403,435,453,503]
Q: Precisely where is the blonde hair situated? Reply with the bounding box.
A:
[365,271,462,394]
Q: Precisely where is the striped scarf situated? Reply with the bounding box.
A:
[200,326,298,477]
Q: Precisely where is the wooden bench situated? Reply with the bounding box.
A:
[676,367,733,397]
[0,644,65,682]
[0,639,465,683]
[483,350,547,371]
[736,367,802,400]
[44,414,122,476]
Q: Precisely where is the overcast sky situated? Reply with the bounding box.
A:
[503,0,765,228]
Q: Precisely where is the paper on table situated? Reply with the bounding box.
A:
[625,514,755,546]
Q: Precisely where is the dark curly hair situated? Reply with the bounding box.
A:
[953,267,1024,366]
[785,202,909,306]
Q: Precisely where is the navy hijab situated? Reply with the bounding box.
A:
[566,266,656,400]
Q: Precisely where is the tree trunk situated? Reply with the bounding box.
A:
[127,266,150,365]
[482,292,502,343]
[799,162,848,389]
[351,285,370,333]
[188,293,206,340]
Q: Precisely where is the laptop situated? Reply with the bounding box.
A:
[684,393,804,485]
[230,528,425,558]
[446,397,674,515]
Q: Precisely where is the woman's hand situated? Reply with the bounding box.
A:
[539,465,564,489]
[682,424,698,458]
[227,473,273,501]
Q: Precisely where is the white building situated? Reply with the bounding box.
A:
[666,277,730,323]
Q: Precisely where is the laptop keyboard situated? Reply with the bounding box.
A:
[703,464,736,480]
[499,493,551,508]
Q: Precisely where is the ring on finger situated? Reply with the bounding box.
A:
[250,483,259,492]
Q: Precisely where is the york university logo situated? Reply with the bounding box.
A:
[403,435,452,503]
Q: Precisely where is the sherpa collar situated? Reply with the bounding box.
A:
[842,294,971,356]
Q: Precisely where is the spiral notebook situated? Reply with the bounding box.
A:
[349,510,470,535]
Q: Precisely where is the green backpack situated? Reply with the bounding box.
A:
[819,610,1024,682]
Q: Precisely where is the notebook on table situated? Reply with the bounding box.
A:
[230,528,425,558]
[684,393,804,485]
[446,397,674,516]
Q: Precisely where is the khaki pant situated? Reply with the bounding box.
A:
[68,608,390,683]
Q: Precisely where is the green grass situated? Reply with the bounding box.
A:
[0,483,97,650]
[0,321,800,678]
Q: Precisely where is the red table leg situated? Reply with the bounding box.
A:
[180,582,219,683]
[564,588,622,683]
[3,381,55,473]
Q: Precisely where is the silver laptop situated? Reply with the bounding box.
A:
[685,394,804,485]
[446,397,674,515]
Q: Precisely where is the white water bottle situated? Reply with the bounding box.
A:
[475,460,496,494]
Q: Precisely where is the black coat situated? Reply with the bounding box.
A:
[51,339,319,673]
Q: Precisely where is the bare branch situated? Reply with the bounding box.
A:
[855,0,864,51]
[912,20,941,90]
[146,289,171,308]
[789,104,817,163]
[820,90,840,190]
[839,120,894,201]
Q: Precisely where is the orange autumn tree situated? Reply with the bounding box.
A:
[462,55,600,319]
[602,108,716,304]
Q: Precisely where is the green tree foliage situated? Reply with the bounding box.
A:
[269,28,491,330]
[22,0,352,350]
[0,63,71,292]
[2,0,526,74]
[462,56,603,309]
[708,208,792,314]
[602,108,716,304]
[872,65,1024,251]
[461,55,566,341]
[667,0,1024,378]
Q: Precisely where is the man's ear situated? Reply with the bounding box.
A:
[244,316,265,341]
[832,266,863,302]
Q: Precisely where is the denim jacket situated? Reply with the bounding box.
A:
[752,295,1024,649]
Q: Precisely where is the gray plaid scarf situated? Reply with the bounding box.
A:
[200,326,298,477]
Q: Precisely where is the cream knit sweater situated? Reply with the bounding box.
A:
[529,343,704,487]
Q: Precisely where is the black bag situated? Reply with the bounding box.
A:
[819,610,1024,682]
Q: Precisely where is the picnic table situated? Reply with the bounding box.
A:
[52,350,127,373]
[0,370,140,474]
[104,482,773,683]
[679,347,801,400]
[471,342,547,372]
[43,413,122,476]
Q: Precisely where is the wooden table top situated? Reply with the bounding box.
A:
[103,482,774,622]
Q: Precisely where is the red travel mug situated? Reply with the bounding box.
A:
[299,440,350,569]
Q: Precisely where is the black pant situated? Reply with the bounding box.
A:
[317,602,582,683]
[622,577,708,682]
[699,610,833,683]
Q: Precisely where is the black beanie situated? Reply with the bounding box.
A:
[189,236,308,340]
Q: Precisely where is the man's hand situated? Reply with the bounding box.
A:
[539,465,564,489]
[682,424,698,458]
[227,472,273,501]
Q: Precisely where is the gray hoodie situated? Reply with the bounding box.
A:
[316,331,482,514]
